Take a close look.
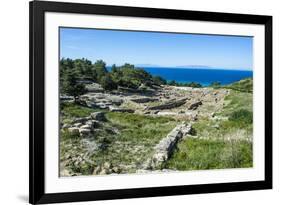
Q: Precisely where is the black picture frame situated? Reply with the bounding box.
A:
[29,1,272,204]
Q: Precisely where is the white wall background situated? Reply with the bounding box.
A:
[0,0,279,204]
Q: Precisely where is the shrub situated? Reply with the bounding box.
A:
[210,81,221,88]
[229,109,253,125]
[100,74,117,90]
[226,78,253,93]
[93,60,108,81]
[61,130,80,140]
[184,82,202,88]
[168,80,177,86]
[61,102,97,118]
[152,75,167,85]
[61,69,86,102]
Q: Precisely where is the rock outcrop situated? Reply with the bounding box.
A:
[109,106,134,113]
[65,112,105,137]
[60,95,74,102]
[81,93,123,109]
[130,97,158,103]
[188,101,202,110]
[118,85,156,94]
[90,111,106,121]
[85,83,104,92]
[147,98,188,110]
[92,162,122,175]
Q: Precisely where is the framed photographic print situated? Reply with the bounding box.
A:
[29,0,272,204]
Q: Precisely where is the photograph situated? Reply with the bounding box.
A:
[59,27,253,177]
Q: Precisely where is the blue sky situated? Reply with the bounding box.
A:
[60,27,253,70]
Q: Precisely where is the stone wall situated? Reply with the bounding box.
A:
[143,123,192,170]
[147,98,188,110]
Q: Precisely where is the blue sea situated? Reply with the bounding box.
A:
[141,67,253,86]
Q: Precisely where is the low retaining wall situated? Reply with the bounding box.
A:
[143,123,192,169]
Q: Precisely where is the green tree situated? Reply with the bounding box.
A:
[111,64,118,73]
[60,58,168,91]
[61,69,86,103]
[185,82,202,88]
[152,75,167,85]
[168,80,177,86]
[73,58,97,81]
[100,74,117,91]
[60,58,74,78]
[93,60,107,82]
[116,64,154,88]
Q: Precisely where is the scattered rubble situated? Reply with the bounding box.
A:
[64,112,105,137]
[92,162,122,175]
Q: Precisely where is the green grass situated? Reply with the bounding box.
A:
[60,102,102,125]
[100,112,178,168]
[190,118,252,142]
[60,102,178,175]
[212,78,253,93]
[218,89,253,117]
[225,78,253,93]
[60,102,99,118]
[229,109,253,124]
[165,138,253,170]
[165,85,253,171]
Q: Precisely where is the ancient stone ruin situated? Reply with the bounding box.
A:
[147,97,188,110]
[188,101,202,110]
[65,112,106,137]
[109,106,135,113]
[143,122,192,170]
[129,97,158,103]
